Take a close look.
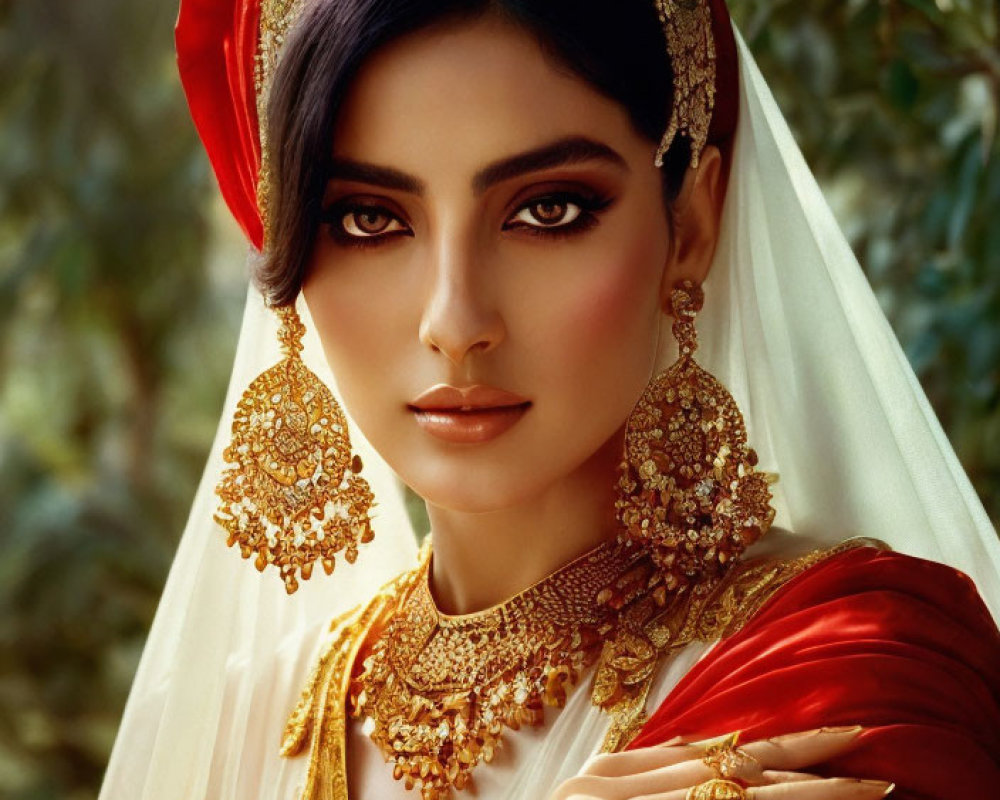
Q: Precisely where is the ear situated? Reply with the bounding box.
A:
[658,145,726,309]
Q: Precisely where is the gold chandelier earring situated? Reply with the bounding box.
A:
[213,302,375,594]
[616,279,777,591]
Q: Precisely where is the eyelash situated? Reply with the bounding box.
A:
[320,202,411,250]
[320,190,614,249]
[503,191,613,239]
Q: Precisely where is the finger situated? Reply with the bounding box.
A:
[551,756,722,800]
[741,727,864,771]
[546,775,627,800]
[562,728,864,799]
[761,770,822,784]
[754,778,895,798]
[586,728,862,791]
[581,744,708,777]
[629,777,893,800]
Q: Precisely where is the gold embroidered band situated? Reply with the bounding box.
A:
[254,0,305,244]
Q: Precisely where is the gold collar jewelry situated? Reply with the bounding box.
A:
[347,540,646,800]
[281,540,877,800]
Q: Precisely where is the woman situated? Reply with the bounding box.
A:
[100,1,1000,799]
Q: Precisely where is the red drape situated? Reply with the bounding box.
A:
[175,0,264,249]
[629,547,1000,799]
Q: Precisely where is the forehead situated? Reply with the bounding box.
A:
[330,15,652,177]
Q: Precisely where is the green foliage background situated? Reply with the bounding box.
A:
[0,0,996,796]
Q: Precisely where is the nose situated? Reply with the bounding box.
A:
[418,239,505,367]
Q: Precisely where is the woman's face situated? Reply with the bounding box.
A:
[303,15,673,513]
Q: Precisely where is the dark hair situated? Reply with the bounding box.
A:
[259,0,691,307]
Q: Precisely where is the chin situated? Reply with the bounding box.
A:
[397,454,565,515]
[367,413,625,514]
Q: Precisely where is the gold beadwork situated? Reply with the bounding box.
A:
[254,0,306,245]
[349,540,645,800]
[615,280,778,593]
[686,779,747,800]
[214,304,375,594]
[593,542,858,752]
[654,0,717,168]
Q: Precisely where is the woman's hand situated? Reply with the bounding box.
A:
[548,727,894,800]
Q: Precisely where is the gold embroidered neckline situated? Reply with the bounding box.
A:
[347,539,647,800]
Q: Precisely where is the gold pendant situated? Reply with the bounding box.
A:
[349,541,644,800]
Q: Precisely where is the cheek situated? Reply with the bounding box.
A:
[301,253,413,412]
[528,236,663,390]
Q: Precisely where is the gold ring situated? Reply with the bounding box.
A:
[703,732,761,781]
[686,779,748,800]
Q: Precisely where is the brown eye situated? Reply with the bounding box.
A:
[343,208,405,237]
[533,200,567,223]
[357,210,388,233]
[509,196,583,229]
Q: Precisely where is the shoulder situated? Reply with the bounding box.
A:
[742,540,998,643]
[629,541,1000,794]
[668,539,1000,703]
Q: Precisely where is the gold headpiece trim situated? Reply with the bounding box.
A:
[254,0,305,246]
[654,0,718,169]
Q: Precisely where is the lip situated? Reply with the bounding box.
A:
[409,383,530,411]
[407,384,531,444]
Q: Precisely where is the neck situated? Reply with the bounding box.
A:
[425,428,624,615]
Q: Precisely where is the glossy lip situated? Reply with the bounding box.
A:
[407,384,531,444]
[408,383,530,411]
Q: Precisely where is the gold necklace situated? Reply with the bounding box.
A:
[282,538,870,800]
[348,539,646,800]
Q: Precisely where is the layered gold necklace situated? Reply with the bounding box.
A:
[347,540,645,799]
[282,538,858,800]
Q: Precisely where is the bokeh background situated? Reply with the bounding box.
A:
[1,0,997,797]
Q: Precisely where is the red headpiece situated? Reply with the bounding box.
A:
[175,0,739,252]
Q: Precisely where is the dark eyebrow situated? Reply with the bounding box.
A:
[472,136,628,194]
[326,159,426,195]
[325,136,627,197]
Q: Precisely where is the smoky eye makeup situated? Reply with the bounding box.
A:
[501,185,615,238]
[319,180,617,249]
[319,196,414,248]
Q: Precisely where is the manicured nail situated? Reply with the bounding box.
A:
[858,780,894,796]
[768,725,860,744]
[769,727,823,741]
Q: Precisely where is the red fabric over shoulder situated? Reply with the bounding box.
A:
[628,547,1000,799]
[176,0,264,249]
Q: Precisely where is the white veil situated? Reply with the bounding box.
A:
[99,23,1000,800]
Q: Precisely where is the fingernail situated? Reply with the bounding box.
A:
[767,725,861,744]
[770,727,824,742]
[820,725,863,735]
[768,730,807,742]
[858,780,894,796]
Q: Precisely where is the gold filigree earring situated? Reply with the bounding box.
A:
[616,280,777,590]
[214,302,375,594]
